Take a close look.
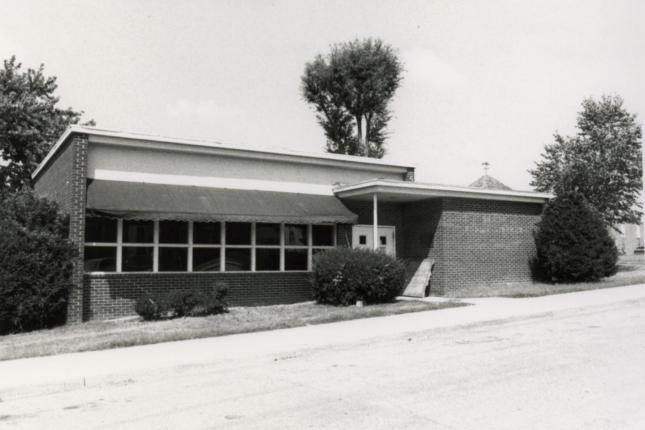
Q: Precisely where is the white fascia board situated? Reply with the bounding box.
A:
[32,126,414,179]
[335,180,553,203]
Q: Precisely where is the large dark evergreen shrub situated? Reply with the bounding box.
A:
[0,190,75,334]
[312,248,406,305]
[532,191,618,283]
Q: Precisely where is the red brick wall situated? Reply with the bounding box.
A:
[33,134,89,323]
[83,272,312,320]
[340,197,543,296]
[430,198,542,295]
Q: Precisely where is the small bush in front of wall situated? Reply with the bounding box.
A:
[0,190,75,335]
[135,284,229,321]
[312,247,406,306]
[531,191,619,283]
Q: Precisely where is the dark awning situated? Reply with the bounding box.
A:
[85,180,357,224]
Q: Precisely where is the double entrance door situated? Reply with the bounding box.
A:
[352,224,396,257]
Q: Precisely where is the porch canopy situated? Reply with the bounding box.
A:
[85,180,358,224]
[334,179,552,203]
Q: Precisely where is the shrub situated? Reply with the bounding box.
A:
[0,190,75,334]
[312,248,406,306]
[532,191,618,283]
[134,294,161,321]
[135,284,228,321]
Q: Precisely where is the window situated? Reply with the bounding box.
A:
[84,246,116,272]
[226,222,251,245]
[159,247,187,272]
[85,217,117,242]
[193,248,220,272]
[158,221,189,272]
[312,225,334,246]
[84,217,118,272]
[84,219,335,273]
[380,236,387,246]
[226,248,251,271]
[285,224,307,246]
[159,220,188,244]
[359,235,367,245]
[123,220,154,243]
[255,223,280,271]
[194,222,220,244]
[122,246,153,272]
[256,248,280,271]
[285,248,307,271]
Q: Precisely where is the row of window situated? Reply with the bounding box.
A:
[84,218,335,273]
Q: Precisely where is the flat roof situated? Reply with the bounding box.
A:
[32,126,415,179]
[334,179,552,204]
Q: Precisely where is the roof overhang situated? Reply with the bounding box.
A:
[334,180,552,204]
[32,126,414,180]
[86,180,358,224]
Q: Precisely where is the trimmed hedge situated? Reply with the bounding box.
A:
[312,248,406,306]
[532,191,618,283]
[0,190,75,334]
[135,284,229,321]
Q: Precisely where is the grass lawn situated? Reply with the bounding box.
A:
[0,299,465,362]
[447,254,645,298]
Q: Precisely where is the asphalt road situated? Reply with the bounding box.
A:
[2,297,645,429]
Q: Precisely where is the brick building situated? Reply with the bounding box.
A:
[32,126,551,321]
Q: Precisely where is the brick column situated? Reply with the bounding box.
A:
[67,134,89,323]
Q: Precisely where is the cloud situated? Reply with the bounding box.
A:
[165,99,244,121]
[401,47,465,90]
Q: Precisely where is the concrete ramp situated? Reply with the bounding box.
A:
[402,258,435,298]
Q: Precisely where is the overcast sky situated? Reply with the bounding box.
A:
[1,0,643,189]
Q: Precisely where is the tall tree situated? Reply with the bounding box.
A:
[530,95,643,226]
[0,56,93,194]
[301,38,403,158]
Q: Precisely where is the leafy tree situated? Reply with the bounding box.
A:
[530,95,643,226]
[301,38,403,158]
[0,189,75,333]
[0,56,94,194]
[532,191,618,283]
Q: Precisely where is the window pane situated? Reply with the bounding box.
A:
[85,217,117,242]
[225,248,251,271]
[256,223,280,245]
[84,246,116,271]
[194,222,221,244]
[256,248,280,271]
[193,248,221,272]
[122,246,153,271]
[123,220,154,243]
[159,247,187,271]
[285,224,307,246]
[159,221,188,244]
[226,222,251,245]
[312,225,334,246]
[285,248,308,271]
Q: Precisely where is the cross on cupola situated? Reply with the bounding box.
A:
[482,161,490,175]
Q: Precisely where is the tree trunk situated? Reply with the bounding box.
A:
[356,114,365,155]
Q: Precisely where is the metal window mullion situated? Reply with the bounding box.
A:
[187,221,193,272]
[116,219,123,272]
[279,223,285,271]
[251,222,256,272]
[307,224,312,271]
[220,221,226,272]
[153,220,159,272]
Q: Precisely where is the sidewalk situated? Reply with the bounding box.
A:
[1,284,644,391]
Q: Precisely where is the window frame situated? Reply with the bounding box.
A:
[84,219,336,274]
